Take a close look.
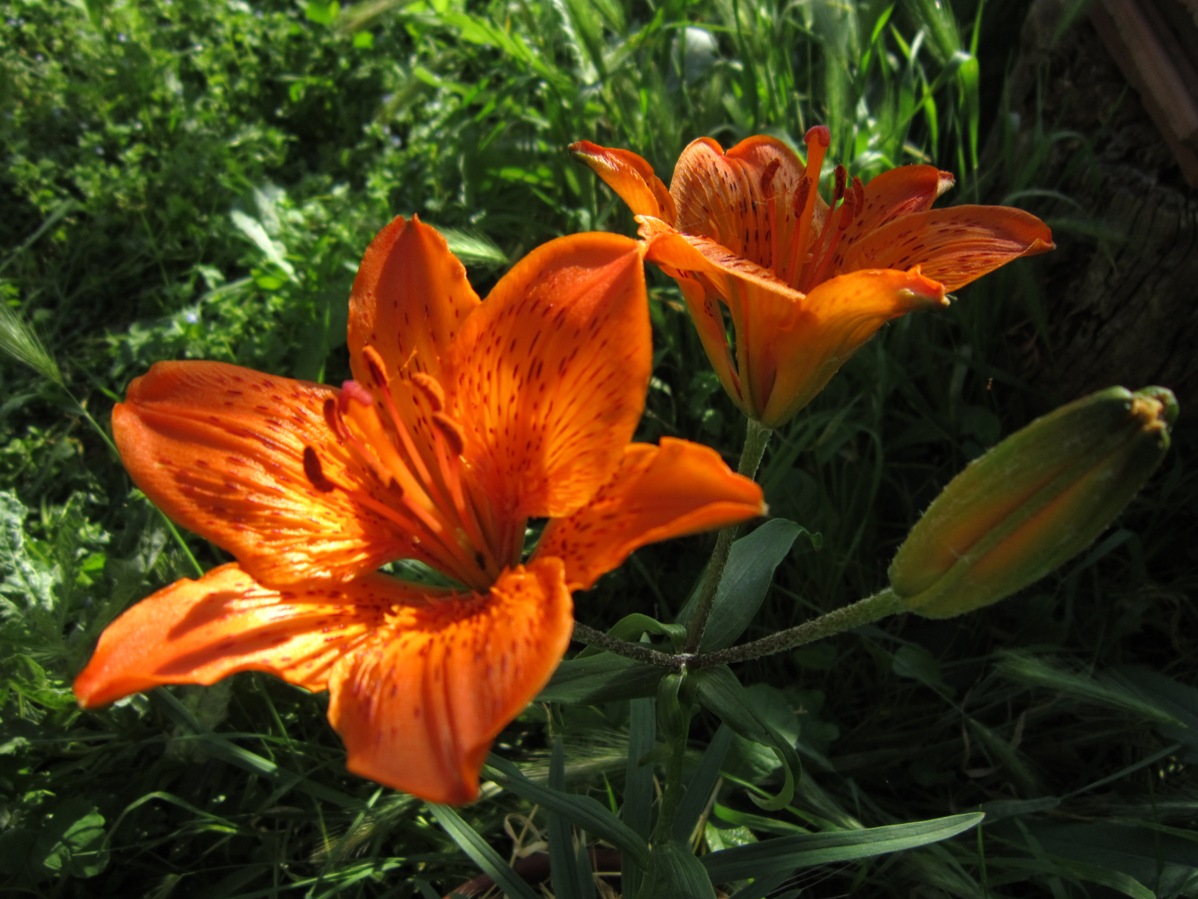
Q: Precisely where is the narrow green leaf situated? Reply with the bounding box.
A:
[623,697,655,897]
[429,804,540,899]
[547,738,592,899]
[672,725,733,844]
[702,813,984,881]
[486,756,651,867]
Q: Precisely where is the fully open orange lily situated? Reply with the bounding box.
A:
[571,128,1054,427]
[74,217,765,804]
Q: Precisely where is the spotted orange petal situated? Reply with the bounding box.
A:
[639,219,803,421]
[838,164,955,253]
[113,361,414,587]
[536,439,766,591]
[760,268,948,427]
[347,215,481,385]
[839,206,1055,292]
[449,232,650,520]
[569,141,676,221]
[72,564,431,707]
[327,557,574,804]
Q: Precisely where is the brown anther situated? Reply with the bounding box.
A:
[431,412,465,457]
[792,178,810,216]
[410,371,446,413]
[361,346,389,388]
[832,165,847,204]
[302,446,336,492]
[322,397,348,441]
[759,158,782,196]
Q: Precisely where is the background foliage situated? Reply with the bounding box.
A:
[2,0,1194,896]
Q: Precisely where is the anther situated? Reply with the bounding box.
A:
[832,165,847,205]
[302,446,336,492]
[792,178,810,216]
[361,346,389,388]
[410,372,446,412]
[759,158,781,196]
[323,397,348,441]
[432,412,465,457]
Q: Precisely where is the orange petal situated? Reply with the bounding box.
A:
[838,206,1055,292]
[640,220,804,422]
[113,361,413,586]
[449,232,650,519]
[347,215,481,384]
[73,563,424,708]
[569,141,676,221]
[670,137,769,266]
[536,439,766,591]
[760,268,948,427]
[327,557,574,804]
[839,165,955,252]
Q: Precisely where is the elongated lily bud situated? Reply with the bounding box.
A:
[889,386,1177,618]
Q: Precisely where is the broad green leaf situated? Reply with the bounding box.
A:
[34,797,108,878]
[678,519,810,651]
[694,666,799,810]
[538,652,665,704]
[642,841,716,899]
[702,813,984,881]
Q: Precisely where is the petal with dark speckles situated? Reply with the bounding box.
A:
[327,557,573,804]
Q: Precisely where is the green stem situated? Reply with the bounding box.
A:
[689,587,905,668]
[572,588,906,671]
[681,417,772,654]
[571,622,679,669]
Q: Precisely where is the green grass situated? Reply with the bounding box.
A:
[3,0,1196,896]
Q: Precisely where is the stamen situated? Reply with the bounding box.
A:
[410,372,445,412]
[832,164,847,205]
[759,158,781,196]
[431,412,465,457]
[361,346,388,387]
[323,397,348,442]
[302,446,336,493]
[788,128,832,290]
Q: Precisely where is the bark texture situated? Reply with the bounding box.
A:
[999,0,1198,417]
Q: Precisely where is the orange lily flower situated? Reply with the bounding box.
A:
[571,128,1054,427]
[74,217,765,805]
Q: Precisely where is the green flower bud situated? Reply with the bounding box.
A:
[889,386,1177,618]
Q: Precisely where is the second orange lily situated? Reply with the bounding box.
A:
[572,128,1054,427]
[74,217,765,805]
